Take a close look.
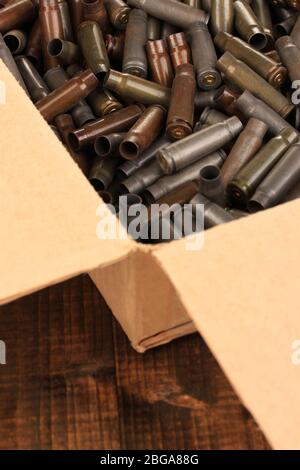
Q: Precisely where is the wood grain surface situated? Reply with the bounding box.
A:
[0,275,270,450]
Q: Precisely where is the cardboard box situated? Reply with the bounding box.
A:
[1,62,300,450]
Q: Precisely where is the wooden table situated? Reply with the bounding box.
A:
[0,275,269,450]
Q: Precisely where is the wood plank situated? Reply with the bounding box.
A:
[113,320,270,450]
[0,275,269,450]
[0,275,121,450]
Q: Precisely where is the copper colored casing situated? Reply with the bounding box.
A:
[167,63,196,141]
[36,69,99,122]
[167,32,191,71]
[39,0,64,70]
[146,39,174,87]
[0,0,36,34]
[120,105,166,160]
[68,104,145,150]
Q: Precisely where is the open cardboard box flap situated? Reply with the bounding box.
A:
[154,201,300,450]
[1,61,300,449]
[0,62,133,303]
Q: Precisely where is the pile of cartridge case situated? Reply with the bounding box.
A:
[3,0,300,241]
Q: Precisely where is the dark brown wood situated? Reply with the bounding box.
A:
[0,275,270,450]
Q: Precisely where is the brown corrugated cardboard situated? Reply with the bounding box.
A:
[0,62,132,303]
[90,248,196,351]
[153,201,300,450]
[1,60,300,449]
